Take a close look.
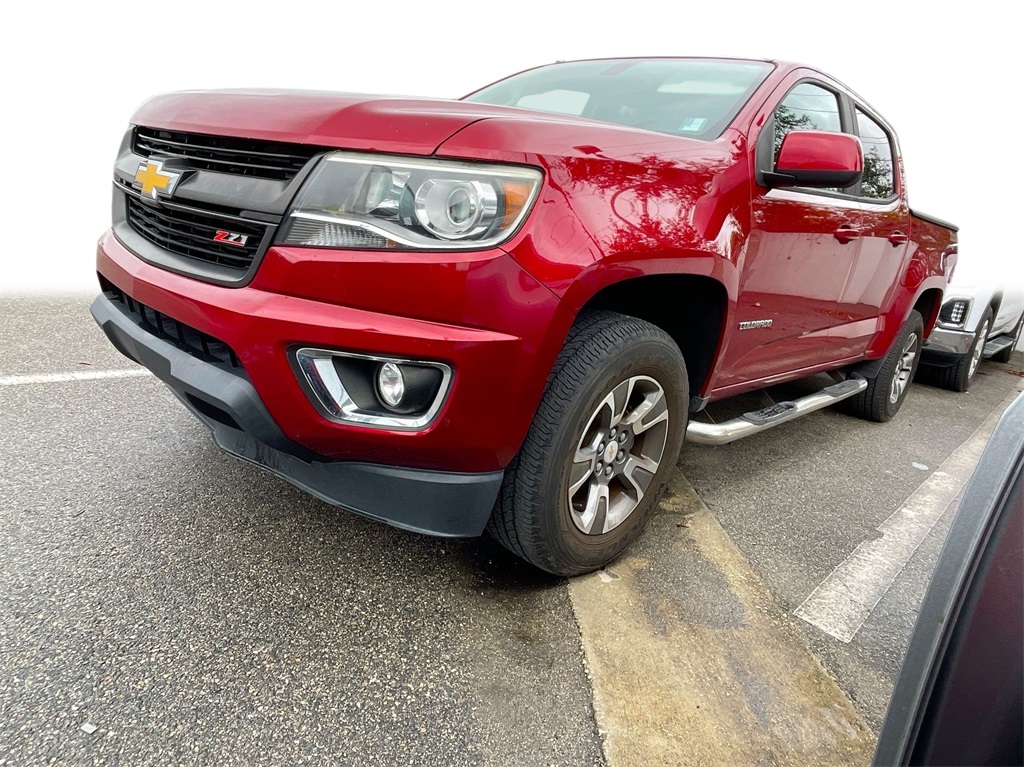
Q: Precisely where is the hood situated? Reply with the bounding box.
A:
[131,89,729,165]
[131,89,541,156]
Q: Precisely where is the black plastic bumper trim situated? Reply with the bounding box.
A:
[90,293,502,537]
[209,426,502,537]
[91,293,308,457]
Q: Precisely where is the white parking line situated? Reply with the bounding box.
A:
[0,369,151,386]
[794,387,1022,643]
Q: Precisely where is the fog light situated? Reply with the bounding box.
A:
[294,347,452,430]
[377,362,405,408]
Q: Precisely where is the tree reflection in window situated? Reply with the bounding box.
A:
[856,109,895,199]
[773,83,842,165]
[774,106,815,163]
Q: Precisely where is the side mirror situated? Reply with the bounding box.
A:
[766,131,863,189]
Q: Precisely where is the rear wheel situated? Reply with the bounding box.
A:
[487,311,688,576]
[846,310,924,422]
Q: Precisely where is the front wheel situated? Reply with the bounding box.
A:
[846,309,924,422]
[936,311,991,392]
[487,311,688,576]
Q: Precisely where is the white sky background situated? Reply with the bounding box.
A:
[1,1,1019,295]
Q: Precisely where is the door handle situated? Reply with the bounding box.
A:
[888,231,909,246]
[834,225,861,243]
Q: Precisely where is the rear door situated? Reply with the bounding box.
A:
[826,106,911,360]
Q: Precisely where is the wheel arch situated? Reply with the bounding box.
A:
[858,284,942,375]
[986,290,1003,333]
[915,288,944,337]
[575,273,728,408]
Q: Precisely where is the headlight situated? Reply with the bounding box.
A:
[277,152,543,251]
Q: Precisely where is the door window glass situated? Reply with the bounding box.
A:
[773,83,842,163]
[856,109,896,199]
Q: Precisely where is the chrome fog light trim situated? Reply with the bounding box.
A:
[294,348,452,431]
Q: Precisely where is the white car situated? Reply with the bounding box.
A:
[921,261,1024,391]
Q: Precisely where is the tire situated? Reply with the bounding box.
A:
[487,311,688,576]
[936,311,991,392]
[991,314,1023,364]
[846,309,924,422]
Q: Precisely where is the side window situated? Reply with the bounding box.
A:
[856,109,896,200]
[773,82,842,165]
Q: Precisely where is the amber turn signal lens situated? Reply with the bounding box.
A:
[501,181,535,229]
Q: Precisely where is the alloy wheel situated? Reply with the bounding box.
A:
[567,375,670,535]
[890,332,919,404]
[968,320,989,380]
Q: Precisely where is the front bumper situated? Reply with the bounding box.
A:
[91,292,502,536]
[93,226,567,536]
[923,325,975,356]
[95,229,562,472]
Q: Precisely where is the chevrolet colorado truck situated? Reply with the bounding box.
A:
[91,58,957,576]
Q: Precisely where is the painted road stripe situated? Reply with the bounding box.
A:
[0,369,151,386]
[794,387,1023,643]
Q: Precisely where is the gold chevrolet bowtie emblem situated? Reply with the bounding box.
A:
[134,160,180,199]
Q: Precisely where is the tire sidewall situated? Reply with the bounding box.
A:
[957,313,991,391]
[883,310,925,419]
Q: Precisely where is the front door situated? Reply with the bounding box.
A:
[715,80,860,389]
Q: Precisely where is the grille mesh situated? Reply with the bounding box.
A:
[133,127,318,181]
[125,195,267,272]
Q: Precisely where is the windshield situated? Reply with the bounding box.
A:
[464,58,774,140]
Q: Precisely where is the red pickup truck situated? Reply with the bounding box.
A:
[91,58,956,575]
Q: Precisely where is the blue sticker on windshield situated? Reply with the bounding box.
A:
[680,117,707,132]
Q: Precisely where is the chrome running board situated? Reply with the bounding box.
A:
[685,376,868,446]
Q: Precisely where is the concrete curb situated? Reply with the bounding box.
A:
[569,475,876,766]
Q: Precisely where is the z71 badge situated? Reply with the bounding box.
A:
[213,230,249,247]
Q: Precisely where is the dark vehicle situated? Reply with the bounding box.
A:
[874,392,1023,765]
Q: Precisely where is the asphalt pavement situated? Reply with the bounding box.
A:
[0,297,602,766]
[1,295,1021,765]
[682,361,1023,729]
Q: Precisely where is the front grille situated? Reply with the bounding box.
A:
[102,279,245,374]
[125,194,267,272]
[134,127,319,181]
